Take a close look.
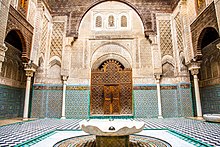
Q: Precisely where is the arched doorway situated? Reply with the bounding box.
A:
[90,59,132,116]
[0,30,26,118]
[197,27,220,114]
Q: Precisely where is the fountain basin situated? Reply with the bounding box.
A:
[79,119,145,147]
[203,114,220,122]
[79,119,145,136]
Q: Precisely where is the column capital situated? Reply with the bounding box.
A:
[148,34,157,44]
[23,60,37,77]
[187,61,201,71]
[61,75,69,81]
[190,68,200,75]
[154,74,161,80]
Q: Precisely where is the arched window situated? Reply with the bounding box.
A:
[121,15,127,27]
[108,15,115,27]
[162,62,174,77]
[95,16,102,28]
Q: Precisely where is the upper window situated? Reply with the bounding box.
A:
[108,15,115,27]
[95,16,102,28]
[92,12,130,31]
[121,15,127,27]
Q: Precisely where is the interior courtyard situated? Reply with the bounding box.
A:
[0,0,220,146]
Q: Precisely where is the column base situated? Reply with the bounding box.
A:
[61,116,66,119]
[195,116,203,120]
[22,118,29,121]
[158,115,163,119]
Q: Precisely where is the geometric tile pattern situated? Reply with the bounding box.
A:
[133,90,158,118]
[31,83,193,119]
[50,22,65,58]
[133,84,193,118]
[65,90,89,119]
[0,118,220,146]
[161,89,179,118]
[177,83,193,117]
[0,84,25,118]
[159,20,173,57]
[136,118,220,147]
[31,87,62,118]
[47,90,62,118]
[31,90,46,118]
[0,119,82,146]
[200,84,220,114]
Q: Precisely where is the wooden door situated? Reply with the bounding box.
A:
[103,85,120,114]
[91,59,132,115]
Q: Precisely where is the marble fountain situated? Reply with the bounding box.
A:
[79,119,145,147]
[53,119,172,147]
[203,114,220,122]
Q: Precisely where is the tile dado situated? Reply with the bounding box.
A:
[133,86,157,90]
[0,84,25,118]
[133,85,187,90]
[33,85,89,90]
[34,84,189,90]
[179,84,190,89]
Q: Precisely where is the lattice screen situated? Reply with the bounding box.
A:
[50,22,65,58]
[159,20,173,57]
[40,16,49,54]
[174,13,184,52]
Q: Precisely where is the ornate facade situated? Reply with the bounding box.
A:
[0,0,219,119]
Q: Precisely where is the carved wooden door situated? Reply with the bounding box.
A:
[103,85,120,114]
[91,59,132,116]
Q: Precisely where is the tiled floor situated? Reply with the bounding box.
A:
[0,118,219,147]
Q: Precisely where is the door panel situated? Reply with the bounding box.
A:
[103,85,120,114]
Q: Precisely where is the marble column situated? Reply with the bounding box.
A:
[23,62,36,120]
[191,68,202,117]
[61,75,68,119]
[188,60,202,117]
[155,74,163,118]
